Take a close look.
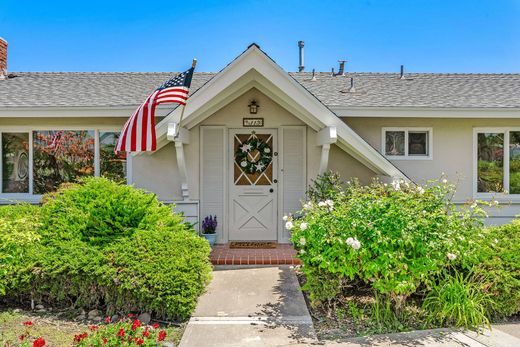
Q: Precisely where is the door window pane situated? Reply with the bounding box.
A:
[33,130,95,194]
[509,131,520,194]
[408,131,428,156]
[2,133,29,193]
[385,131,405,156]
[477,132,504,193]
[100,131,126,183]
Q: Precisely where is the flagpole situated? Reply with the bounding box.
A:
[174,58,197,138]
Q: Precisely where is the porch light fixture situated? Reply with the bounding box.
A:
[248,100,259,114]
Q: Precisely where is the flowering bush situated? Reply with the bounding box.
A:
[289,175,487,307]
[72,316,169,346]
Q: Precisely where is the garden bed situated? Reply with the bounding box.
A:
[0,307,185,346]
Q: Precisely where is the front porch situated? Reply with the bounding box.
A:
[209,243,301,265]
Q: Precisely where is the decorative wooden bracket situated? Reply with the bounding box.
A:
[316,126,337,174]
[168,123,190,200]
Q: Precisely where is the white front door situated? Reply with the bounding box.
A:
[229,129,278,241]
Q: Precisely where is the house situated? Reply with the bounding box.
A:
[1,38,519,243]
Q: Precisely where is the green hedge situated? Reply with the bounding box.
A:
[0,178,212,320]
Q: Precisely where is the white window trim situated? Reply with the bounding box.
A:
[0,127,127,203]
[381,127,433,160]
[472,127,520,201]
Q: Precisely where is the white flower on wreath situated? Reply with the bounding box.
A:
[240,143,252,153]
[255,162,265,172]
[300,222,308,231]
[299,237,306,245]
[264,147,271,153]
[285,221,294,230]
[447,253,457,261]
[240,161,248,167]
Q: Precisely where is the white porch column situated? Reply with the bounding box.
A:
[167,123,190,200]
[316,126,338,174]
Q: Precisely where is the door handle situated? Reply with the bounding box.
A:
[269,188,274,193]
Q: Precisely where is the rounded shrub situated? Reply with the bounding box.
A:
[1,178,212,320]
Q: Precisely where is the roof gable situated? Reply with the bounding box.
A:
[154,44,405,178]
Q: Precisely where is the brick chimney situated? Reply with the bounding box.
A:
[0,37,7,79]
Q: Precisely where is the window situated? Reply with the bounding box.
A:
[382,128,432,159]
[0,129,127,196]
[475,128,520,196]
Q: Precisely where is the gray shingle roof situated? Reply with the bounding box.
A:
[0,71,519,109]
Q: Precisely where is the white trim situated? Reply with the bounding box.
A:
[472,127,520,201]
[381,127,433,160]
[333,106,520,118]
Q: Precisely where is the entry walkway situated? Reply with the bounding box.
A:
[180,265,520,347]
[179,266,315,347]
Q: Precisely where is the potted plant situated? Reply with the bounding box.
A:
[201,215,217,246]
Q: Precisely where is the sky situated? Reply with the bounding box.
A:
[1,0,519,73]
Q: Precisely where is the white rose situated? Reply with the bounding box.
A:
[391,180,400,190]
[442,179,448,184]
[318,201,327,207]
[285,221,294,230]
[303,202,312,210]
[417,187,425,194]
[299,237,306,245]
[282,215,288,221]
[470,202,477,209]
[447,253,457,260]
[325,199,334,207]
[300,222,308,231]
[346,237,354,245]
[351,240,362,250]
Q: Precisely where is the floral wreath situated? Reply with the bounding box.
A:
[235,134,272,174]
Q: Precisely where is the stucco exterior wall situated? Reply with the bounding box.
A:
[343,117,520,224]
[132,88,378,201]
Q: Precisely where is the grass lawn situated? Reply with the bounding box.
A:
[0,309,185,346]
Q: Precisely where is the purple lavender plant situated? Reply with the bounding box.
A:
[202,215,217,234]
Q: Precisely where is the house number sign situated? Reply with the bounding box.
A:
[243,118,264,127]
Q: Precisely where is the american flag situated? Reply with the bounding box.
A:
[115,67,195,153]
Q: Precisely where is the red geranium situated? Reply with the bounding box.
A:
[142,329,150,338]
[117,328,125,337]
[135,338,144,345]
[103,337,108,345]
[127,314,135,318]
[152,323,159,329]
[88,325,99,331]
[104,316,111,323]
[73,332,88,342]
[33,337,46,347]
[23,321,33,327]
[131,319,141,331]
[158,330,167,342]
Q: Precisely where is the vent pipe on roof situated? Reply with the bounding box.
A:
[348,77,356,92]
[400,65,405,79]
[311,68,317,81]
[298,41,305,72]
[331,67,335,76]
[337,60,346,76]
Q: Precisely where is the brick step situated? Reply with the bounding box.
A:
[209,244,301,266]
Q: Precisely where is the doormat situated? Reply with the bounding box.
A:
[229,241,277,249]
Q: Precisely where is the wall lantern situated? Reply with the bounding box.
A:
[248,100,259,114]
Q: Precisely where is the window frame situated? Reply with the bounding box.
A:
[381,127,433,160]
[473,127,520,200]
[0,126,131,203]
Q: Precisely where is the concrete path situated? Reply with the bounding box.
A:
[180,265,520,347]
[179,265,315,347]
[324,325,520,346]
